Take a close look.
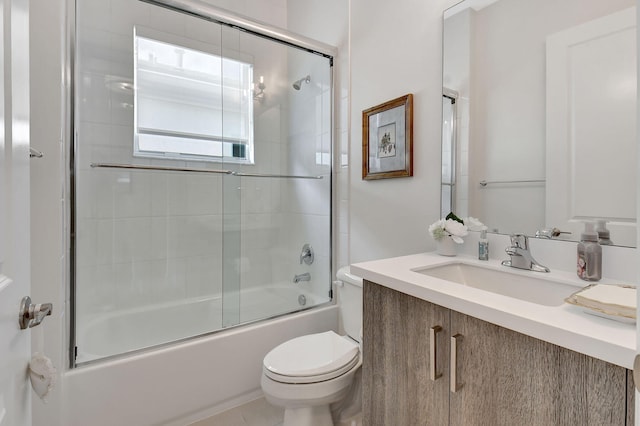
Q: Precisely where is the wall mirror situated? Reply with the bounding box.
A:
[442,0,637,247]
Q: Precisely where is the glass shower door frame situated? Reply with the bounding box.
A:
[69,0,337,368]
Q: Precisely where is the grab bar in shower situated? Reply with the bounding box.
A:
[479,179,545,187]
[90,162,324,180]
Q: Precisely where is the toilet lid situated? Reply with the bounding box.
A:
[263,331,359,381]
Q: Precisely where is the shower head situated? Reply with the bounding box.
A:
[292,75,311,90]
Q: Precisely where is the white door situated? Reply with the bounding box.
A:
[546,7,637,246]
[636,3,640,423]
[0,0,31,425]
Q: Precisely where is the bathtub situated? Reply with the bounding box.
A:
[65,287,338,426]
[77,285,327,363]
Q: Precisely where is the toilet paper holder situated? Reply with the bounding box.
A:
[19,296,52,330]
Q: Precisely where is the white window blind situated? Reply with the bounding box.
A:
[134,33,254,162]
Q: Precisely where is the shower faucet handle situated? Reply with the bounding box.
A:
[300,243,314,265]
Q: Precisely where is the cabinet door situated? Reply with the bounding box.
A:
[363,281,449,426]
[449,311,628,426]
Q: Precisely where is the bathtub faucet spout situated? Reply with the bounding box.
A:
[293,272,311,283]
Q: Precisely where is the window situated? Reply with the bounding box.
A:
[134,32,254,163]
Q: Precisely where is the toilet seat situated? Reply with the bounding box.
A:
[264,353,360,384]
[263,331,360,384]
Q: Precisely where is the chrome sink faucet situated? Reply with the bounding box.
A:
[501,234,550,273]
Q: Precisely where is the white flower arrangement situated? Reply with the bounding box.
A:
[465,216,488,232]
[428,213,486,244]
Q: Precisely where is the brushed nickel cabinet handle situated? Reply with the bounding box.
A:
[450,333,463,393]
[430,325,442,381]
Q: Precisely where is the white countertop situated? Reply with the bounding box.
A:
[351,252,636,369]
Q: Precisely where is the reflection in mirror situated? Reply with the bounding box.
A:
[442,0,637,247]
[441,89,458,217]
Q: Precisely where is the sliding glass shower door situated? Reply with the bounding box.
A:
[73,0,332,365]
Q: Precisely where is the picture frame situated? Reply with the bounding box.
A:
[362,94,413,180]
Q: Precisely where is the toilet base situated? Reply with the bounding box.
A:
[283,405,333,426]
[261,347,362,426]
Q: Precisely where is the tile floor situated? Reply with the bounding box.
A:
[189,398,284,426]
[189,397,363,426]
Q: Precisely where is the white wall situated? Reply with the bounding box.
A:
[349,0,459,263]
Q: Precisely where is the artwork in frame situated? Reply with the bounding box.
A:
[362,94,413,180]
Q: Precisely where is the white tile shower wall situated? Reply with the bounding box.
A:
[287,0,349,272]
[214,4,291,295]
[76,0,341,303]
[236,54,287,292]
[77,0,346,359]
[75,0,290,318]
[280,51,332,299]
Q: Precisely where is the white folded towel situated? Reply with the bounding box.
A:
[575,284,636,319]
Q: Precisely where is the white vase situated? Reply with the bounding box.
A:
[436,236,457,256]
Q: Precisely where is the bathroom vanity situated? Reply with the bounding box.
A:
[352,253,635,425]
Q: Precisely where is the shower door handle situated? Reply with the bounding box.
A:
[19,296,53,329]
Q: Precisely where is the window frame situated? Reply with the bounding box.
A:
[133,26,255,164]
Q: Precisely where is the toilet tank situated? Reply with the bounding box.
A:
[336,266,363,342]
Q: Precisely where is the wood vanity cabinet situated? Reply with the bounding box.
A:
[362,279,450,425]
[362,281,634,426]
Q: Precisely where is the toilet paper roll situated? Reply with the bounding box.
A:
[29,353,57,403]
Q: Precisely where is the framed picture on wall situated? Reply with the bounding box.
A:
[362,94,413,180]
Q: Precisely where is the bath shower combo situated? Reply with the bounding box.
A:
[66,0,338,423]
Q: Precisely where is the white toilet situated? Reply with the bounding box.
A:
[260,266,363,426]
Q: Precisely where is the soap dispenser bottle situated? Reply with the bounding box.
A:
[478,229,489,260]
[577,221,601,281]
[595,219,613,245]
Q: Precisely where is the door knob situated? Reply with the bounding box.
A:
[19,296,53,330]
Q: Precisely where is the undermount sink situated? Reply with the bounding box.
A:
[413,263,581,307]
